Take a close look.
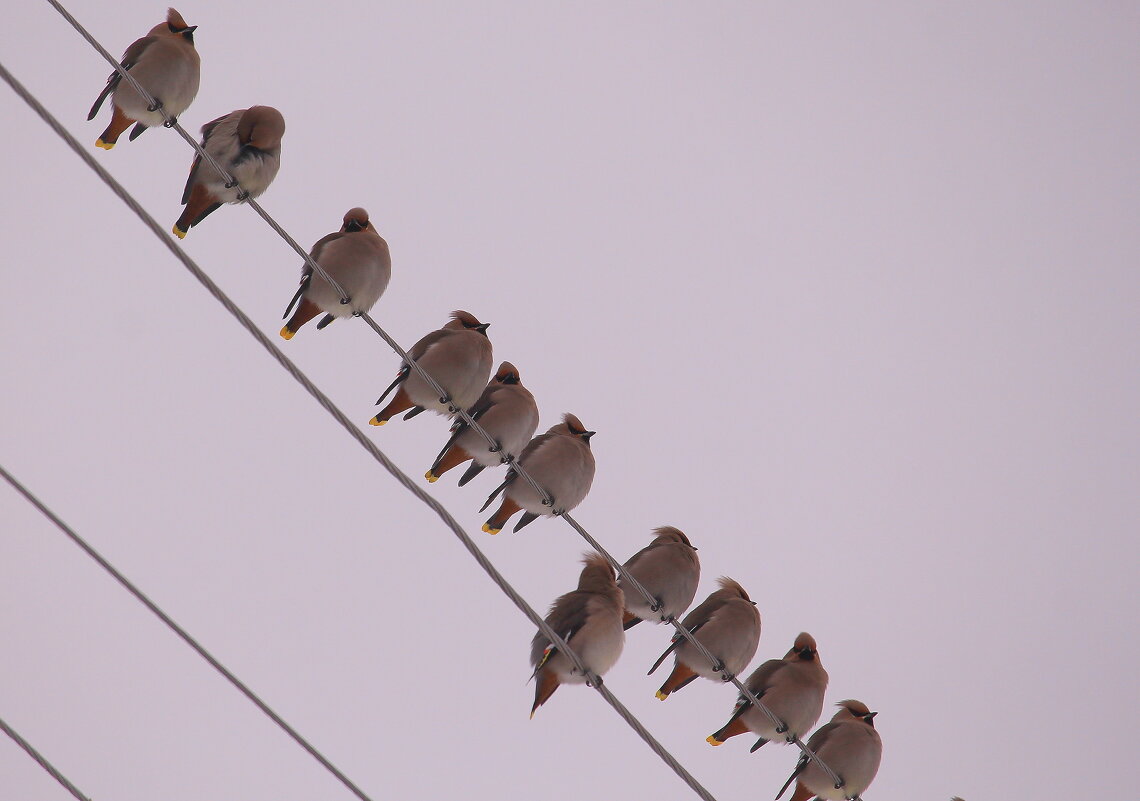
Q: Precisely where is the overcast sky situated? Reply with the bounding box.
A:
[3,2,1138,800]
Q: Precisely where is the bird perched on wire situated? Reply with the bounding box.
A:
[647,576,760,700]
[172,105,285,239]
[706,632,828,751]
[479,413,595,534]
[369,311,493,426]
[529,553,625,718]
[279,207,391,339]
[775,700,882,801]
[618,526,700,630]
[88,8,200,150]
[425,361,539,485]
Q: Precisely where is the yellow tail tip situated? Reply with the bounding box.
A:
[655,690,669,701]
[368,417,386,426]
[706,735,723,746]
[171,224,187,239]
[529,710,537,720]
[482,523,501,535]
[424,471,438,483]
[279,326,295,340]
[95,138,114,150]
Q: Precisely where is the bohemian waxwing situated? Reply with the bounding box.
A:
[172,105,285,238]
[369,311,493,425]
[280,207,391,338]
[426,361,539,485]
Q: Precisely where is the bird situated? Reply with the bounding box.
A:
[172,105,285,239]
[706,632,828,751]
[369,311,493,426]
[775,700,882,801]
[280,207,392,339]
[425,361,540,485]
[479,413,595,533]
[88,8,200,150]
[529,552,625,718]
[647,576,760,700]
[618,526,700,630]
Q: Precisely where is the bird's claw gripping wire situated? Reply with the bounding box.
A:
[147,98,164,113]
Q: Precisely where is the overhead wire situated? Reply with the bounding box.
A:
[30,3,866,797]
[0,714,94,801]
[0,462,377,801]
[0,58,720,801]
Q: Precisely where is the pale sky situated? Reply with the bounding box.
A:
[3,2,1138,800]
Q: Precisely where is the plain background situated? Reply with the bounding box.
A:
[3,2,1138,799]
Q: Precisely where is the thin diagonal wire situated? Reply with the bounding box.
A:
[45,0,560,507]
[1,62,720,801]
[47,5,857,795]
[0,715,93,801]
[0,462,375,801]
[562,515,855,797]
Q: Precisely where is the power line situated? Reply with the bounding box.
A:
[43,18,850,787]
[37,25,850,793]
[0,462,377,801]
[0,715,94,801]
[44,0,572,517]
[0,58,721,801]
[34,3,867,795]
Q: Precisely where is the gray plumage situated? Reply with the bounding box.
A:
[707,632,828,749]
[619,526,700,629]
[185,106,284,202]
[776,700,883,801]
[529,553,625,717]
[370,311,493,425]
[426,362,540,485]
[480,413,595,533]
[280,207,391,338]
[648,577,761,699]
[89,8,200,148]
[173,106,285,237]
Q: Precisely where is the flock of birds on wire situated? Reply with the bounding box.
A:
[76,9,929,801]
